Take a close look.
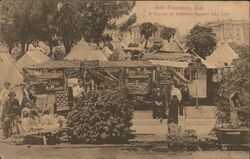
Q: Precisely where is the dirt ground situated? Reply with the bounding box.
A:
[0,110,249,159]
[0,143,249,159]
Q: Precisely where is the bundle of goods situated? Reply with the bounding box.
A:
[198,137,220,151]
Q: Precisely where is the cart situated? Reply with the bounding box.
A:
[214,127,249,150]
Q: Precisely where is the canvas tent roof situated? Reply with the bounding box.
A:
[101,46,113,59]
[204,43,238,67]
[159,39,185,53]
[16,47,51,71]
[112,48,129,61]
[187,49,217,69]
[64,41,108,61]
[112,41,127,50]
[0,53,23,88]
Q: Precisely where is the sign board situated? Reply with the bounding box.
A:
[125,82,149,95]
[124,67,153,95]
[80,60,99,70]
[34,78,65,92]
[26,69,64,78]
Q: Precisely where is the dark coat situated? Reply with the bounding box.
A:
[1,99,20,121]
[152,92,166,104]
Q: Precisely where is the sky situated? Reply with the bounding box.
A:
[118,1,249,35]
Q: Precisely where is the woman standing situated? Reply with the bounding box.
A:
[168,84,182,125]
[167,95,180,124]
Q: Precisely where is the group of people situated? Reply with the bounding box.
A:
[0,82,65,139]
[151,83,182,125]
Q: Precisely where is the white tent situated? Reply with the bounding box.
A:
[160,39,185,53]
[16,47,51,71]
[64,41,108,61]
[112,41,127,50]
[0,53,23,89]
[205,43,238,67]
[101,46,113,59]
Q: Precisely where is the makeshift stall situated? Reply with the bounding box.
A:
[23,60,81,114]
[99,61,156,96]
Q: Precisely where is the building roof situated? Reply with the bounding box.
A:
[143,52,192,62]
[99,61,154,68]
[24,60,155,70]
[24,60,81,70]
[205,43,238,67]
[111,48,129,61]
[64,40,108,61]
[159,39,185,53]
[0,53,23,88]
[16,47,51,71]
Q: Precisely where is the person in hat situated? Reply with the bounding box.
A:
[1,91,20,138]
[21,102,33,119]
[16,83,35,110]
[0,81,11,129]
[152,87,166,119]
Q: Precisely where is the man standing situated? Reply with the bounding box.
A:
[17,83,35,109]
[152,88,166,119]
[72,82,84,102]
[0,82,11,128]
[1,91,20,138]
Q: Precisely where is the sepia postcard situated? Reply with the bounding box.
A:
[0,1,249,159]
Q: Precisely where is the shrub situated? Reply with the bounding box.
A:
[67,82,133,144]
[214,43,249,126]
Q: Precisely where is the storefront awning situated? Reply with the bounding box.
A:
[149,60,189,68]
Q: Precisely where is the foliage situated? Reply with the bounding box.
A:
[140,22,157,48]
[67,82,134,144]
[119,13,137,31]
[0,0,47,59]
[0,0,135,57]
[52,2,82,54]
[80,1,135,47]
[214,43,249,126]
[160,27,176,42]
[0,17,19,54]
[185,25,217,59]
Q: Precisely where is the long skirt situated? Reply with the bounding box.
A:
[168,99,179,124]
